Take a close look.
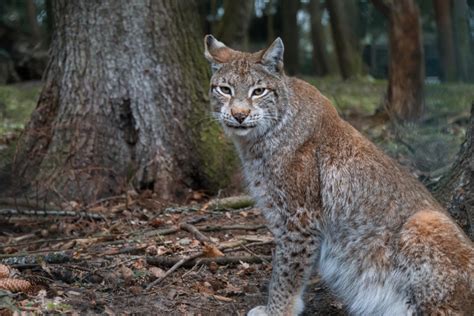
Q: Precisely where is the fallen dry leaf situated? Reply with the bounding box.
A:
[119,266,134,282]
[149,267,165,279]
[202,244,224,258]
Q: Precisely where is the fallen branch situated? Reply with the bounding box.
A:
[206,195,255,210]
[147,255,272,270]
[163,195,255,213]
[0,251,71,265]
[197,224,266,232]
[0,208,104,220]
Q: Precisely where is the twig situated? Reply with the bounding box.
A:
[223,240,274,255]
[180,223,212,244]
[197,224,266,232]
[146,255,272,270]
[145,252,203,290]
[83,195,126,210]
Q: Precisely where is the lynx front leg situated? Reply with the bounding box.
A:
[248,231,320,316]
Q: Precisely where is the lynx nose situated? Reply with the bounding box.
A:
[231,108,250,124]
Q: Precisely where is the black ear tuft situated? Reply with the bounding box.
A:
[260,37,284,73]
[206,35,215,48]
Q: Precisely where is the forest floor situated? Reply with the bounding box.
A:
[0,78,473,315]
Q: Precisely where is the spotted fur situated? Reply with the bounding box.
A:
[204,35,474,316]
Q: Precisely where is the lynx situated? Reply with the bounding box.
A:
[204,35,474,316]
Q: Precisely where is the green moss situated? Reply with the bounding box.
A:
[195,116,237,193]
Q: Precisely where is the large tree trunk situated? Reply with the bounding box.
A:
[281,0,300,76]
[452,0,474,82]
[433,0,457,82]
[372,0,424,122]
[11,0,236,204]
[309,0,329,76]
[435,104,474,240]
[216,0,254,49]
[326,0,363,79]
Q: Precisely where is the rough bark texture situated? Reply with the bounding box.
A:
[216,0,254,49]
[11,0,236,203]
[281,0,300,76]
[435,105,474,240]
[326,0,363,79]
[433,0,457,82]
[372,0,425,122]
[452,0,474,82]
[309,0,329,76]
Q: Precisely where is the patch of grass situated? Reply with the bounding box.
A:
[304,76,386,114]
[0,83,41,135]
[304,76,474,175]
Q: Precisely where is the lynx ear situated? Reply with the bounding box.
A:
[204,35,235,73]
[260,37,284,73]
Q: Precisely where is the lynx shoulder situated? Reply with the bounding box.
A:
[204,35,474,316]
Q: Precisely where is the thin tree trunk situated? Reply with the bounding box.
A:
[433,0,457,81]
[435,104,474,240]
[266,0,275,45]
[45,0,54,46]
[11,0,236,204]
[309,0,329,76]
[216,0,254,49]
[281,0,300,75]
[372,0,424,122]
[452,0,474,82]
[326,0,363,79]
[25,0,41,44]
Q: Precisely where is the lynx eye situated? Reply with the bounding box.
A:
[217,86,232,96]
[251,87,267,97]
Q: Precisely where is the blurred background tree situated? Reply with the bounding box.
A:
[0,0,473,233]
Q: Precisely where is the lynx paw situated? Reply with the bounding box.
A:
[247,305,268,316]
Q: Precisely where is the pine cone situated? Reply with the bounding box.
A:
[0,278,31,293]
[0,264,9,278]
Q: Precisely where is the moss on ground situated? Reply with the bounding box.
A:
[0,83,41,135]
[306,77,473,176]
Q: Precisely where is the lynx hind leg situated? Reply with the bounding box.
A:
[399,210,474,314]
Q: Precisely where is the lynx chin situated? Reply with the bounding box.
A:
[204,35,474,316]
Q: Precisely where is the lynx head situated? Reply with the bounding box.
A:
[204,35,288,138]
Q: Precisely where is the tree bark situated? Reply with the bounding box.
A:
[216,0,254,49]
[372,0,425,122]
[433,0,457,81]
[309,0,329,76]
[11,0,236,204]
[435,104,474,240]
[326,0,363,79]
[281,0,300,76]
[452,0,474,82]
